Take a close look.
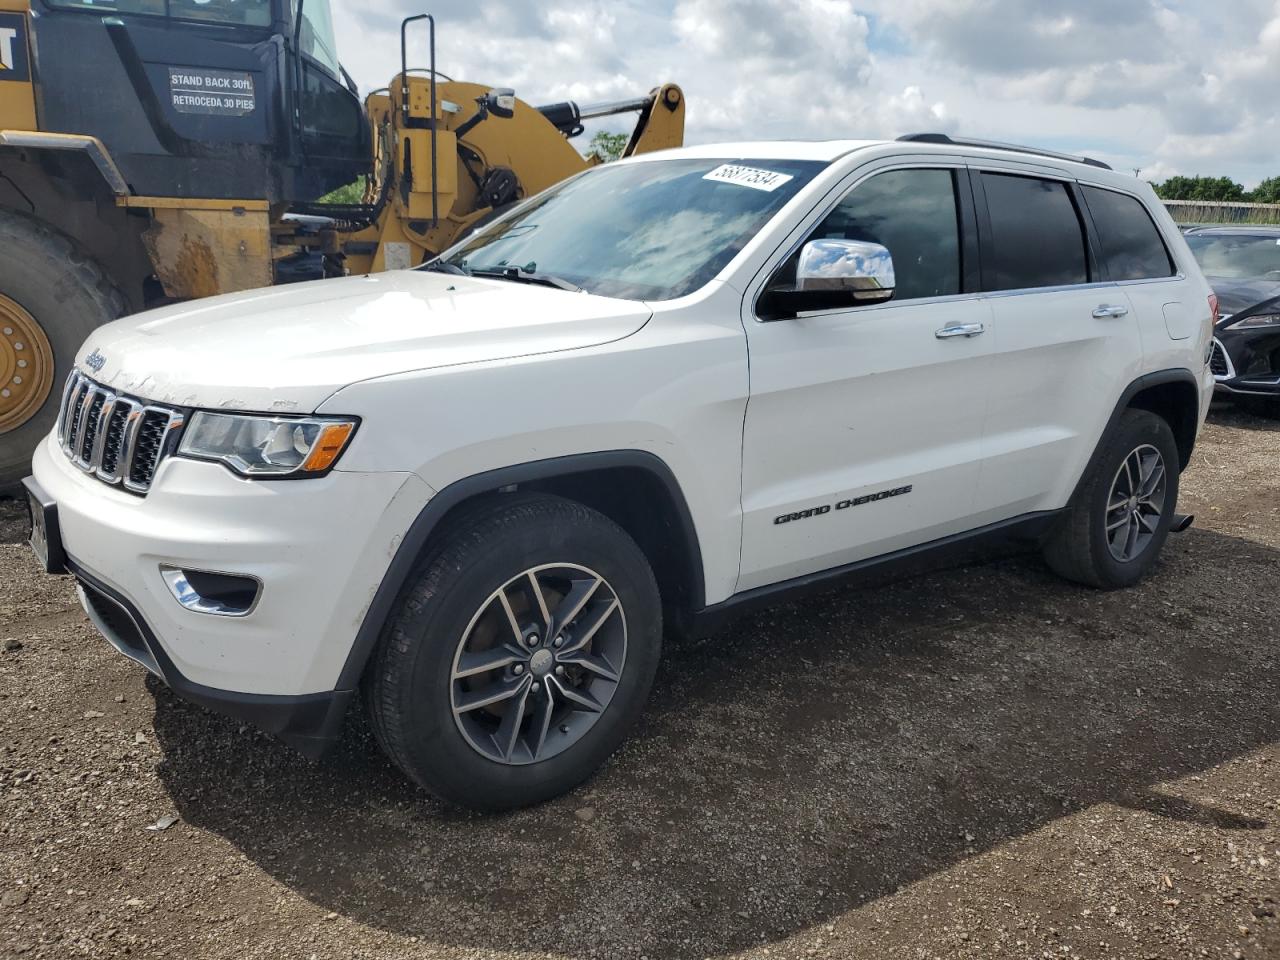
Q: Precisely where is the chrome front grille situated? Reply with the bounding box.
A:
[56,372,184,494]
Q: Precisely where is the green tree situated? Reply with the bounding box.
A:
[586,130,628,163]
[319,177,367,205]
[1153,175,1246,202]
[1249,176,1280,205]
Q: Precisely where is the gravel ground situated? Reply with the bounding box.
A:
[1,405,1278,960]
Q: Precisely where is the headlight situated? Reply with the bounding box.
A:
[1229,313,1280,329]
[178,412,357,478]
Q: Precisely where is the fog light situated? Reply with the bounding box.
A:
[160,565,261,618]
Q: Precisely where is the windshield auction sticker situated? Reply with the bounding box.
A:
[703,163,794,192]
[168,67,256,117]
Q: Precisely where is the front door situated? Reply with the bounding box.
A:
[737,165,993,592]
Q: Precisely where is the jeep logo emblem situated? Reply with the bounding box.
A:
[85,349,106,373]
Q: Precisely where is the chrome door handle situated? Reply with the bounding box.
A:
[1092,304,1129,319]
[935,322,985,339]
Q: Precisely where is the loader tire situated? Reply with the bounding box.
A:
[0,209,126,490]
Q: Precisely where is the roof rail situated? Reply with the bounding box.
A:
[896,133,1113,171]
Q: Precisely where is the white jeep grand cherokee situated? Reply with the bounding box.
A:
[25,135,1216,810]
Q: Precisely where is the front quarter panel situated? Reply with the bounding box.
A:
[322,281,751,606]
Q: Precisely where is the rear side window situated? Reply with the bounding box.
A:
[1081,186,1175,281]
[981,173,1088,290]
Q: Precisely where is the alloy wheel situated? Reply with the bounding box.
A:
[1105,443,1167,563]
[450,563,627,765]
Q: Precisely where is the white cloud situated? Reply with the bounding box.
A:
[331,1,1280,188]
[1139,160,1179,183]
[862,0,1280,185]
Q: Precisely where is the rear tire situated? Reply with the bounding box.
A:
[0,210,126,489]
[1042,409,1181,589]
[365,494,662,811]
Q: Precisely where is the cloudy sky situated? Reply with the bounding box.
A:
[332,0,1280,188]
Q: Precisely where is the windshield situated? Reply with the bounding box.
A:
[1186,234,1280,280]
[440,158,826,301]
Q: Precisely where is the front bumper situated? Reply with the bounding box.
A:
[1212,327,1280,397]
[29,433,433,754]
[70,557,352,758]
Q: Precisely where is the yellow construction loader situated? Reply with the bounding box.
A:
[0,2,684,485]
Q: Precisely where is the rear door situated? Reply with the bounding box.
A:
[737,162,993,592]
[971,167,1146,520]
[1077,183,1186,373]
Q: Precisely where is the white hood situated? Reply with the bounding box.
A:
[76,271,653,413]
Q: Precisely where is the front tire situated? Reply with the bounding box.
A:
[365,495,662,811]
[1042,409,1181,589]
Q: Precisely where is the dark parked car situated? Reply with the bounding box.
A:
[1185,226,1280,417]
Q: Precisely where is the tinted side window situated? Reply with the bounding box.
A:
[982,173,1088,290]
[810,169,962,300]
[300,62,362,143]
[1082,186,1174,281]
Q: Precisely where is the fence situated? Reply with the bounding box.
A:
[1162,199,1280,226]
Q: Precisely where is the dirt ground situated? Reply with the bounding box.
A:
[1,405,1278,960]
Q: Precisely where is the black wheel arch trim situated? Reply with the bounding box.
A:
[336,449,706,691]
[1071,367,1202,504]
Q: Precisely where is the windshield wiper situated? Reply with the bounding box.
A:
[421,260,471,276]
[469,265,582,293]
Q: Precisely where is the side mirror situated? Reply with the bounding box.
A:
[481,88,517,119]
[760,239,896,319]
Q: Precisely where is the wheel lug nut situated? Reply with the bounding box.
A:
[559,724,570,733]
[531,682,541,694]
[513,664,524,675]
[552,636,564,648]
[527,634,540,646]
[554,665,565,676]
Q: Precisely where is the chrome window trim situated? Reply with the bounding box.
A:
[785,292,987,322]
[980,279,1120,300]
[1114,274,1186,287]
